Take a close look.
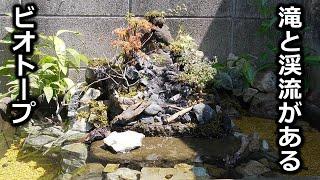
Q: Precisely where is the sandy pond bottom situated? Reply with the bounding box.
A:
[0,116,319,179]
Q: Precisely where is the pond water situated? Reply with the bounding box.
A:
[0,116,319,179]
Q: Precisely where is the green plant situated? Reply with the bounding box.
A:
[88,100,108,128]
[0,28,88,120]
[144,10,166,21]
[170,31,216,89]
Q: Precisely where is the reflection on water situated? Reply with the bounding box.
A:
[235,116,320,176]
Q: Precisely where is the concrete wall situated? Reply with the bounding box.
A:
[0,0,317,85]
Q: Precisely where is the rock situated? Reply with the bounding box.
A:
[141,167,194,180]
[224,106,240,119]
[192,167,210,178]
[85,127,111,144]
[25,135,56,149]
[236,160,270,177]
[253,71,277,93]
[106,168,141,180]
[258,158,269,167]
[0,97,11,118]
[140,116,155,124]
[61,130,87,145]
[180,113,192,123]
[140,166,209,180]
[243,88,259,103]
[77,105,90,113]
[249,93,277,119]
[103,131,145,153]
[103,164,120,173]
[222,115,233,132]
[204,164,227,178]
[144,103,164,115]
[154,25,173,45]
[174,163,193,171]
[61,143,88,173]
[126,66,140,81]
[248,133,260,152]
[261,140,269,152]
[41,126,64,137]
[192,103,216,124]
[169,94,182,102]
[58,173,72,180]
[71,119,92,133]
[80,88,101,103]
[71,163,104,180]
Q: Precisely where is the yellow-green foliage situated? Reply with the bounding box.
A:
[144,10,166,21]
[0,139,60,179]
[170,32,197,57]
[171,32,216,89]
[88,58,109,68]
[88,100,109,128]
[76,111,90,120]
[180,60,216,89]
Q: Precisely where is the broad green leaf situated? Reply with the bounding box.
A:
[53,36,66,64]
[5,27,14,33]
[7,79,19,86]
[39,55,57,65]
[63,78,74,90]
[52,82,66,90]
[59,63,68,75]
[56,30,81,36]
[41,63,56,71]
[67,48,81,67]
[243,62,256,86]
[43,86,54,103]
[305,55,320,65]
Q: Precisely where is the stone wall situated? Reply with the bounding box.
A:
[0,0,318,84]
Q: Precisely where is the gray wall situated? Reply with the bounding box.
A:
[0,0,317,84]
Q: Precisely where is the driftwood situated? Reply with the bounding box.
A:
[112,101,151,125]
[166,106,193,123]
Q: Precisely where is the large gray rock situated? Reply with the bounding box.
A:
[236,160,270,177]
[154,25,173,45]
[25,135,57,149]
[249,93,277,119]
[61,143,88,173]
[144,103,164,115]
[106,168,141,180]
[253,71,277,93]
[103,131,145,153]
[192,103,216,124]
[71,119,92,133]
[41,126,64,137]
[71,163,104,180]
[243,88,259,103]
[80,88,101,103]
[125,66,140,81]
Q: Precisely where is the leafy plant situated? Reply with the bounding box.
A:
[88,100,108,128]
[0,28,88,120]
[170,31,217,89]
[112,14,154,60]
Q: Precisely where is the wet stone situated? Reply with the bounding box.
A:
[106,168,141,180]
[71,163,104,180]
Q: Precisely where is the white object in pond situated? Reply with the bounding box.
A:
[103,131,145,153]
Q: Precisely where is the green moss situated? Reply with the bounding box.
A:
[88,58,109,68]
[144,10,166,21]
[82,100,109,128]
[76,111,90,120]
